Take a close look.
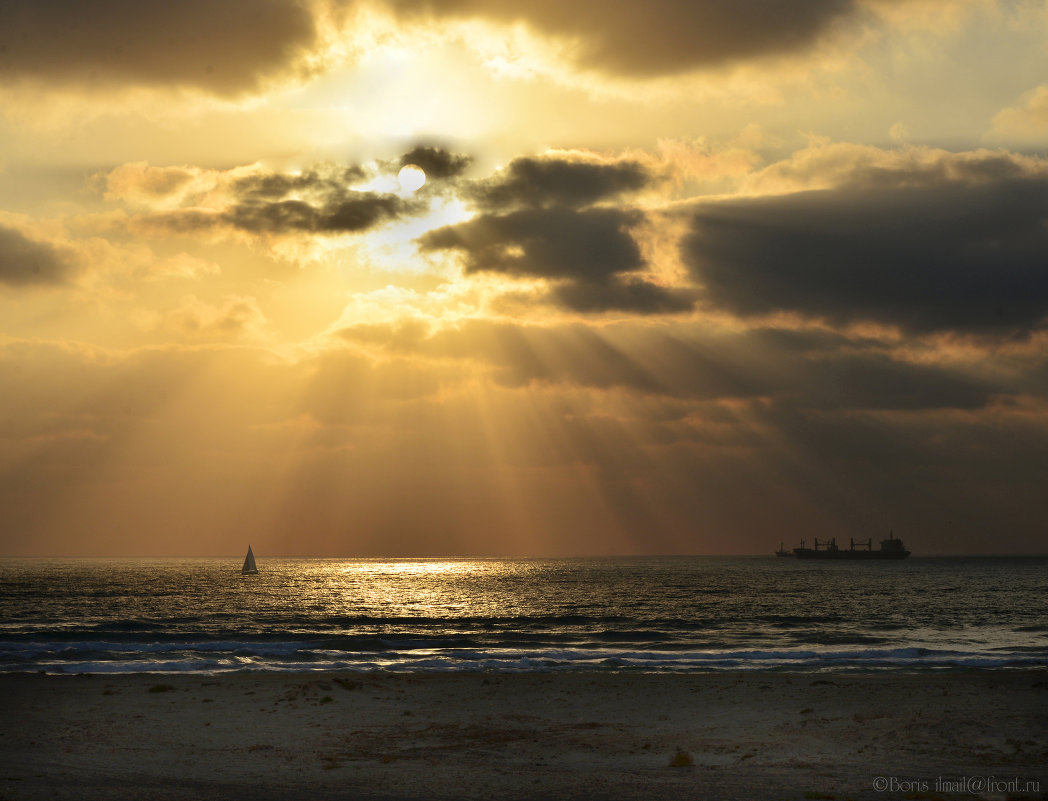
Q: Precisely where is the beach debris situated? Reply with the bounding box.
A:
[669,749,694,767]
[148,683,176,693]
[333,677,361,691]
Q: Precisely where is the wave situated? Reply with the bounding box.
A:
[1013,624,1048,633]
[3,640,1045,675]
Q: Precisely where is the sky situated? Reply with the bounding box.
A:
[2,0,1047,557]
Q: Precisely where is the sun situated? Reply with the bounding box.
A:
[397,164,426,192]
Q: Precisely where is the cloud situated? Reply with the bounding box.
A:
[989,85,1048,144]
[741,142,1047,196]
[469,154,651,210]
[150,252,222,281]
[222,195,404,234]
[163,294,267,340]
[0,0,318,95]
[398,146,473,179]
[0,224,76,286]
[336,317,433,352]
[101,163,201,205]
[336,317,997,415]
[791,350,993,412]
[231,165,368,200]
[416,319,997,412]
[390,0,859,77]
[421,206,689,313]
[422,206,644,279]
[682,152,1048,338]
[107,161,413,237]
[416,151,677,313]
[552,278,695,315]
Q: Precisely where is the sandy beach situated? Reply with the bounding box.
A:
[1,671,1045,801]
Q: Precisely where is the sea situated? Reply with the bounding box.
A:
[1,556,1046,675]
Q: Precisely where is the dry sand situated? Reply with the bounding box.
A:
[1,671,1046,800]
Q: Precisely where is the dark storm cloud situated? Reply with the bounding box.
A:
[417,153,668,313]
[470,156,651,211]
[682,173,1048,337]
[422,207,644,280]
[389,0,856,76]
[0,0,317,94]
[399,146,472,179]
[420,206,686,313]
[553,278,696,315]
[0,225,74,286]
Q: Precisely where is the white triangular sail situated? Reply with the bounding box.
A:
[242,545,258,575]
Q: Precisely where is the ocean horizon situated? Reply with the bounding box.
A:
[3,555,1046,675]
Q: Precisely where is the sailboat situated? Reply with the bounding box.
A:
[241,544,258,575]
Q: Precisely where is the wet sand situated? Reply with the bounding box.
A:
[1,671,1046,800]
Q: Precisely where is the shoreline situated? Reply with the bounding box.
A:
[2,670,1046,800]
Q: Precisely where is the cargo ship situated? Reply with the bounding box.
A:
[788,533,910,560]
